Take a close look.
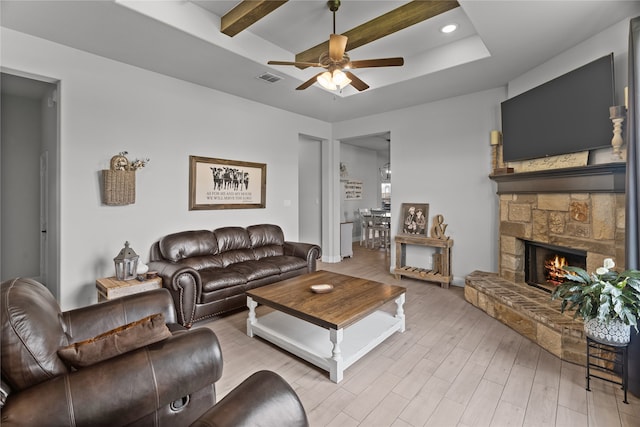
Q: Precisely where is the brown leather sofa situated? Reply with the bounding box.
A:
[148,224,321,327]
[0,277,308,427]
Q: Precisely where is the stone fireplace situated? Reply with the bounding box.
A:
[465,163,626,364]
[498,190,626,285]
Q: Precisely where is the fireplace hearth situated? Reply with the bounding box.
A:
[464,164,626,365]
[525,241,586,293]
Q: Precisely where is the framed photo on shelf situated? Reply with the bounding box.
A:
[189,156,266,210]
[399,203,429,235]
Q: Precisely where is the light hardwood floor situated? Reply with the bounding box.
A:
[198,244,639,427]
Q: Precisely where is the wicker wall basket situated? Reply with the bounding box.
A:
[103,169,136,205]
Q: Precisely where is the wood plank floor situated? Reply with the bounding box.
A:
[197,244,640,427]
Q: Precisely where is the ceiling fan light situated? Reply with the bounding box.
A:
[317,71,337,90]
[332,69,351,89]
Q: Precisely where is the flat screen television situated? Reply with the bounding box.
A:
[501,53,615,162]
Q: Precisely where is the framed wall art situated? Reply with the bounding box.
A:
[399,203,429,235]
[343,180,363,200]
[189,156,266,210]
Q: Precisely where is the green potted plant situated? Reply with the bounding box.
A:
[552,258,640,345]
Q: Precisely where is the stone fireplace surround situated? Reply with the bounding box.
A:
[465,163,626,365]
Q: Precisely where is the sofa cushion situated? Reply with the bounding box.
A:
[253,244,284,259]
[57,313,172,368]
[227,260,281,281]
[262,256,309,274]
[248,224,285,259]
[214,226,251,252]
[200,268,247,293]
[181,255,224,270]
[160,230,218,262]
[247,224,285,247]
[0,278,70,391]
[219,249,255,267]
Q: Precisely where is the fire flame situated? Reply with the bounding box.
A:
[545,255,569,286]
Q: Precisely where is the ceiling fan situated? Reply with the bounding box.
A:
[267,0,404,92]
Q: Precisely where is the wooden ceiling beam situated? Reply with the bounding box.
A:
[221,0,288,37]
[295,0,460,64]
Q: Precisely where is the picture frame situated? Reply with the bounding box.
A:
[189,156,266,210]
[399,203,429,235]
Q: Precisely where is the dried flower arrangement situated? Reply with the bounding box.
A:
[111,151,150,171]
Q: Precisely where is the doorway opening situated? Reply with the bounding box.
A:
[339,132,391,251]
[1,72,60,299]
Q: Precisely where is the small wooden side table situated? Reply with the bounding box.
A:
[96,276,162,302]
[394,234,453,288]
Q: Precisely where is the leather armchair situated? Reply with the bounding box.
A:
[1,278,308,427]
[192,370,308,427]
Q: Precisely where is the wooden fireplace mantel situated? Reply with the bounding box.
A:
[489,163,626,194]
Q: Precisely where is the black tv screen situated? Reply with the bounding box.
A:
[501,53,615,162]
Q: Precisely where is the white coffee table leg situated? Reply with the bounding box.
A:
[329,328,344,383]
[246,296,258,337]
[395,293,406,332]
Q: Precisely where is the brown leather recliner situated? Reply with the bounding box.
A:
[0,277,308,427]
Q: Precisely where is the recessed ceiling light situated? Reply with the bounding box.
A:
[441,24,458,34]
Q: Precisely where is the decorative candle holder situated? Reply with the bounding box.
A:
[489,130,512,174]
[490,130,501,171]
[609,105,626,158]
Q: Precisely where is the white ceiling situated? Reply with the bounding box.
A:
[1,1,639,123]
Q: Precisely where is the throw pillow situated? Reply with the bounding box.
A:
[57,313,172,368]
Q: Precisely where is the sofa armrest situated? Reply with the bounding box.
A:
[62,288,179,341]
[1,329,222,427]
[147,260,203,328]
[284,242,322,272]
[190,370,308,427]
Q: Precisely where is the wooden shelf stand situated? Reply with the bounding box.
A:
[394,234,453,288]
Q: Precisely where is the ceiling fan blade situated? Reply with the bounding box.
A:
[344,72,369,92]
[329,34,348,62]
[296,73,325,90]
[350,57,404,69]
[268,60,322,67]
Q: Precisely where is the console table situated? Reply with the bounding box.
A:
[394,235,453,288]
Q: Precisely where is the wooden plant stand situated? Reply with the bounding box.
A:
[394,234,453,288]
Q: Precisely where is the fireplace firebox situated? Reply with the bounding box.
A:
[525,241,587,292]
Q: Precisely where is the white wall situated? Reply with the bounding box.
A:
[508,18,631,102]
[1,28,331,309]
[334,88,504,286]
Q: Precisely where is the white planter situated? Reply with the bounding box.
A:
[584,318,631,346]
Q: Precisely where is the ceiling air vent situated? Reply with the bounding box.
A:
[256,72,283,83]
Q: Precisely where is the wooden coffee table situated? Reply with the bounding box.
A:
[246,271,406,383]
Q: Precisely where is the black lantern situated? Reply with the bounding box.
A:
[113,241,139,281]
